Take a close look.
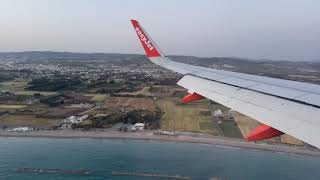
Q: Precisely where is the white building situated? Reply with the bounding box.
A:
[64,115,89,124]
[213,109,223,118]
[131,123,145,131]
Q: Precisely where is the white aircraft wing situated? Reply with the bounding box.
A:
[130,20,320,148]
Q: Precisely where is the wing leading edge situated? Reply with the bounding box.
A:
[130,19,320,148]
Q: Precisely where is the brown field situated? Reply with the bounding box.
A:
[280,134,304,145]
[83,94,108,102]
[116,87,152,97]
[0,115,61,127]
[156,98,220,135]
[134,86,151,96]
[150,85,186,97]
[232,111,260,137]
[104,97,157,111]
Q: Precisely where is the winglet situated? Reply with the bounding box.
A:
[131,19,163,57]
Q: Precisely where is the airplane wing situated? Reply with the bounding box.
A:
[130,19,320,148]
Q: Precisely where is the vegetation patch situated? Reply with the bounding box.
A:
[156,98,219,135]
[16,91,57,96]
[0,105,27,109]
[27,77,82,91]
[221,121,243,138]
[0,79,29,91]
[84,94,108,102]
[199,121,216,132]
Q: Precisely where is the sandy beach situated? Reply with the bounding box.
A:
[0,129,319,156]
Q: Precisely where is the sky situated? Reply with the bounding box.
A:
[0,0,319,61]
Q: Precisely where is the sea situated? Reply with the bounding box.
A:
[0,137,319,180]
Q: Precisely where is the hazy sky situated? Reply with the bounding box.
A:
[0,0,319,61]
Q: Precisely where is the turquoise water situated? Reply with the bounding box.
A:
[0,137,319,180]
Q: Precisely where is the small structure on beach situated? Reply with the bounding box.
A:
[8,127,33,132]
[153,130,179,136]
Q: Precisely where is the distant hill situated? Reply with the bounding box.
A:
[0,51,319,84]
[0,51,318,64]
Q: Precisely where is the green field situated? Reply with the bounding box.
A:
[156,98,220,135]
[221,121,243,138]
[0,79,56,96]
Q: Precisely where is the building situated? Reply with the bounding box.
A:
[131,123,145,131]
[63,114,89,124]
[213,109,223,118]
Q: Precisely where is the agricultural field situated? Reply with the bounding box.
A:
[39,107,88,119]
[155,98,220,135]
[280,134,304,146]
[220,120,243,138]
[0,79,57,96]
[104,97,157,111]
[150,85,186,97]
[83,94,109,102]
[0,79,29,91]
[0,105,27,109]
[116,86,152,96]
[0,115,61,127]
[16,91,57,96]
[232,112,260,137]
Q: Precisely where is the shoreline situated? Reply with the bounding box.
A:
[1,129,320,156]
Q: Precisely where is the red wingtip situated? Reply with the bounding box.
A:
[130,19,138,24]
[130,19,161,57]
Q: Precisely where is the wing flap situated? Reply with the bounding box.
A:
[151,56,320,107]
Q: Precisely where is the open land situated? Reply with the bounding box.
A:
[0,52,319,154]
[156,98,220,135]
[0,115,61,127]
